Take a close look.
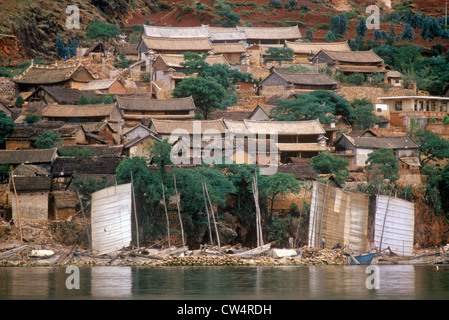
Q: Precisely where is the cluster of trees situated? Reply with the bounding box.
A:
[172,52,253,119]
[92,140,304,247]
[55,35,79,59]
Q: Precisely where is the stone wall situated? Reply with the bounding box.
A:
[0,77,17,102]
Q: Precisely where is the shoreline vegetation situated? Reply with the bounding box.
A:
[1,243,449,268]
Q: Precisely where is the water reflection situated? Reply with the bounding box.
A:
[0,265,448,300]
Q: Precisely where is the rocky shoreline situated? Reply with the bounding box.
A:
[1,243,448,267]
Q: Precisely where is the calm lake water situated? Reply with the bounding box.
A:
[1,265,448,300]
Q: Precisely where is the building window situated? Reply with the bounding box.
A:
[419,101,424,111]
[442,102,448,112]
[395,101,402,111]
[414,101,418,111]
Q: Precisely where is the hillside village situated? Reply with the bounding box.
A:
[1,2,449,263]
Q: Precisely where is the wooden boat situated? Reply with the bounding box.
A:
[349,252,378,265]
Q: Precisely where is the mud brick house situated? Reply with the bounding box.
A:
[80,79,126,95]
[114,42,138,61]
[223,119,328,163]
[151,54,229,90]
[51,155,124,191]
[116,95,196,125]
[377,95,449,130]
[311,50,387,77]
[123,134,161,158]
[81,122,119,145]
[39,103,122,123]
[124,124,155,142]
[25,86,102,106]
[211,43,248,71]
[333,132,419,170]
[58,145,124,157]
[149,118,227,141]
[10,164,52,223]
[285,40,351,63]
[5,121,87,150]
[236,26,301,45]
[260,70,338,92]
[0,148,57,172]
[14,62,95,92]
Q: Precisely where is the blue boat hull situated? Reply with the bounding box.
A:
[350,253,377,265]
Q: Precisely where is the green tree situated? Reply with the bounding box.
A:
[351,98,380,130]
[270,93,335,125]
[411,129,449,167]
[212,0,241,27]
[401,23,414,41]
[172,76,227,120]
[366,148,400,183]
[0,110,15,145]
[114,52,134,69]
[34,130,63,149]
[258,172,302,220]
[309,90,353,121]
[24,114,42,123]
[263,47,294,64]
[86,21,120,52]
[14,95,24,108]
[325,29,337,42]
[147,139,173,172]
[310,152,349,185]
[356,18,367,36]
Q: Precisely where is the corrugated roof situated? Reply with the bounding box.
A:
[116,95,196,111]
[272,71,338,86]
[209,29,247,42]
[14,63,91,85]
[245,119,326,135]
[0,148,57,165]
[143,25,211,38]
[236,26,301,40]
[141,37,213,51]
[41,104,116,118]
[224,119,326,135]
[80,79,117,91]
[342,134,419,149]
[10,176,52,192]
[276,143,326,152]
[52,156,124,176]
[157,53,230,68]
[317,50,384,63]
[151,119,227,135]
[285,40,351,55]
[212,43,246,53]
[58,145,124,157]
[27,86,102,104]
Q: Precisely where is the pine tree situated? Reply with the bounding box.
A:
[338,14,348,38]
[401,23,414,41]
[325,30,337,42]
[329,15,341,37]
[56,34,66,58]
[305,28,314,39]
[356,18,367,37]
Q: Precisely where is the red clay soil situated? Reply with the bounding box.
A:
[413,189,449,248]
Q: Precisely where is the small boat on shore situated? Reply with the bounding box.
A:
[348,252,378,265]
